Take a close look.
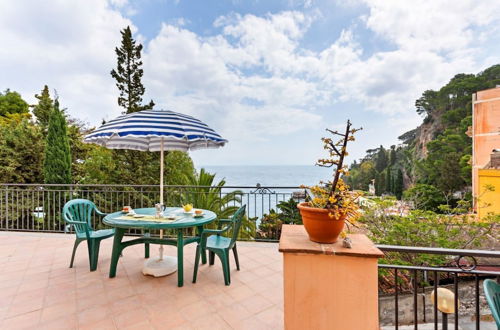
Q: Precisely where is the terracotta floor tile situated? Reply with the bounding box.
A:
[77,305,110,327]
[149,309,185,329]
[39,314,78,330]
[7,298,44,318]
[254,306,283,329]
[234,316,275,330]
[226,284,254,302]
[79,317,116,330]
[113,307,150,329]
[77,292,109,311]
[1,310,41,330]
[239,294,274,315]
[190,313,232,330]
[0,233,286,330]
[40,300,77,324]
[178,300,215,320]
[218,304,253,328]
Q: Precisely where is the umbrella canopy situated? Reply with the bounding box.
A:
[84,109,227,151]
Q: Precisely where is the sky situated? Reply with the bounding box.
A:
[1,0,499,166]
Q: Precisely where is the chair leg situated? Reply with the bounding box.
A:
[90,239,101,271]
[192,245,201,283]
[87,240,94,271]
[209,251,215,265]
[232,245,240,271]
[222,251,231,285]
[145,243,150,259]
[69,239,83,268]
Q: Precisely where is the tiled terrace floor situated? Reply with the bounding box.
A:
[0,232,283,330]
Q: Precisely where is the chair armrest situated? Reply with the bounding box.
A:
[217,218,233,229]
[201,227,230,237]
[65,219,87,225]
[95,208,107,216]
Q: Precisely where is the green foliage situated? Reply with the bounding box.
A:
[257,210,283,240]
[256,198,302,240]
[394,169,403,200]
[79,146,119,184]
[31,85,53,130]
[276,198,302,224]
[389,146,397,166]
[403,184,445,212]
[375,145,388,172]
[385,167,392,194]
[0,89,29,116]
[344,160,375,190]
[375,171,385,196]
[182,168,256,239]
[80,149,195,186]
[43,100,72,184]
[0,117,44,183]
[361,205,496,267]
[110,26,154,113]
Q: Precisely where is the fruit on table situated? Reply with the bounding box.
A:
[195,209,203,215]
[183,204,193,212]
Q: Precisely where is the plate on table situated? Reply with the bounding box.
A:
[193,211,204,218]
[133,214,144,218]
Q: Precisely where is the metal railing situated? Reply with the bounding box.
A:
[0,183,306,233]
[377,245,500,329]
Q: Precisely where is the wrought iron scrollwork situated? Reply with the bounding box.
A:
[251,183,275,194]
[455,255,477,271]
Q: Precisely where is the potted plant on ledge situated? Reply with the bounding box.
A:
[298,120,361,244]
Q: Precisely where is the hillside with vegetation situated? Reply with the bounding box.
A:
[345,64,500,208]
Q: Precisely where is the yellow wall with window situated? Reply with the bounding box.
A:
[477,169,500,219]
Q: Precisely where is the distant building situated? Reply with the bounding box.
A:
[472,88,500,218]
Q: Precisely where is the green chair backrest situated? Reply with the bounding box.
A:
[483,279,500,328]
[62,199,98,236]
[229,205,246,247]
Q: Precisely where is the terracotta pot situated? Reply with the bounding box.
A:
[297,202,346,243]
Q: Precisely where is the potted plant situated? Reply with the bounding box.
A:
[298,120,361,244]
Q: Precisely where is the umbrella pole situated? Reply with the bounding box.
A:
[159,138,164,261]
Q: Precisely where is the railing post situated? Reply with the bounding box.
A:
[279,225,384,329]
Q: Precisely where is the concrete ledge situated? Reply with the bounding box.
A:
[278,224,384,258]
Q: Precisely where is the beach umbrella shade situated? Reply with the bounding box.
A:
[84,109,227,276]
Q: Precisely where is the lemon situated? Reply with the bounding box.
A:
[183,204,193,212]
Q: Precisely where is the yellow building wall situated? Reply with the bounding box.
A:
[477,169,500,219]
[472,88,500,211]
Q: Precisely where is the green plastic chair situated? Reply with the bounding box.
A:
[483,279,500,328]
[62,199,115,271]
[192,205,246,285]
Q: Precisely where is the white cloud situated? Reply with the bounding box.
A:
[0,0,133,124]
[1,0,499,165]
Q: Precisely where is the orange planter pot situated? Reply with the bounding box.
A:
[297,202,346,243]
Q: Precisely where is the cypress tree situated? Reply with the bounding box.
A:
[395,169,404,200]
[375,145,388,172]
[375,171,386,196]
[32,85,53,131]
[111,26,154,113]
[43,99,72,184]
[385,167,392,194]
[389,145,397,166]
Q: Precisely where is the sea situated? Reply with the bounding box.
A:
[196,165,331,220]
[198,165,332,187]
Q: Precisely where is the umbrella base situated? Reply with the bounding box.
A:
[142,256,177,277]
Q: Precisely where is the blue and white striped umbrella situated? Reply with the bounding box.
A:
[84,109,227,151]
[84,109,227,268]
